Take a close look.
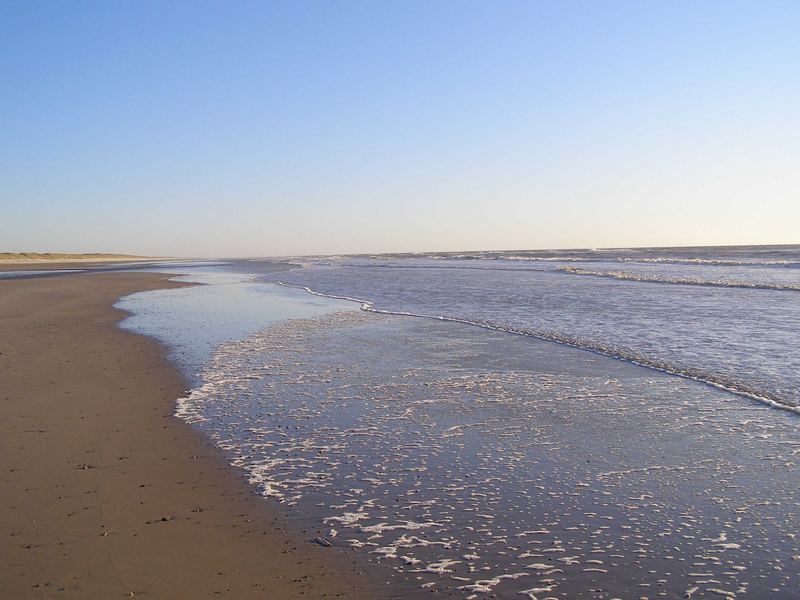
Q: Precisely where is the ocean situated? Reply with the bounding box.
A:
[270,245,800,413]
[118,246,800,599]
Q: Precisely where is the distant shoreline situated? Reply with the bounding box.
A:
[0,257,187,273]
[0,252,173,264]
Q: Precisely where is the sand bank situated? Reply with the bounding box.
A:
[0,253,164,264]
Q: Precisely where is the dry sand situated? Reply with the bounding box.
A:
[0,272,386,599]
[0,259,180,271]
[0,253,158,263]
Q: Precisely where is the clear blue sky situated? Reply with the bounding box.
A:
[2,1,798,256]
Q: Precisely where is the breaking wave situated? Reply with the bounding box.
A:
[273,281,800,416]
[557,266,800,292]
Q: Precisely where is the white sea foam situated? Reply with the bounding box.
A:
[272,281,800,416]
[557,266,800,292]
[167,288,800,598]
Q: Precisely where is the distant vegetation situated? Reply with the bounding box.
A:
[0,252,145,261]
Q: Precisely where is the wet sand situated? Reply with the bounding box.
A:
[0,272,383,599]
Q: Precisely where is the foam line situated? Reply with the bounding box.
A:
[272,281,800,417]
[557,266,800,292]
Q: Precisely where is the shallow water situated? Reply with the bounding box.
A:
[117,271,357,382]
[180,309,799,599]
[115,253,800,599]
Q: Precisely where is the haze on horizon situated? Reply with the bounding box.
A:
[1,1,798,258]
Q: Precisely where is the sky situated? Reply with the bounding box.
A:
[1,1,798,257]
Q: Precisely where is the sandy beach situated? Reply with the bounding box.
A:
[0,272,382,599]
[0,259,182,272]
[4,1,797,596]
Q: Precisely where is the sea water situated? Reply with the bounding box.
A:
[268,245,800,412]
[118,248,800,599]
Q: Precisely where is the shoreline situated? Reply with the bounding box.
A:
[0,272,383,599]
[0,256,172,264]
[0,259,187,273]
[185,302,800,598]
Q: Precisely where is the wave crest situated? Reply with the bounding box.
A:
[557,266,800,292]
[274,281,800,416]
